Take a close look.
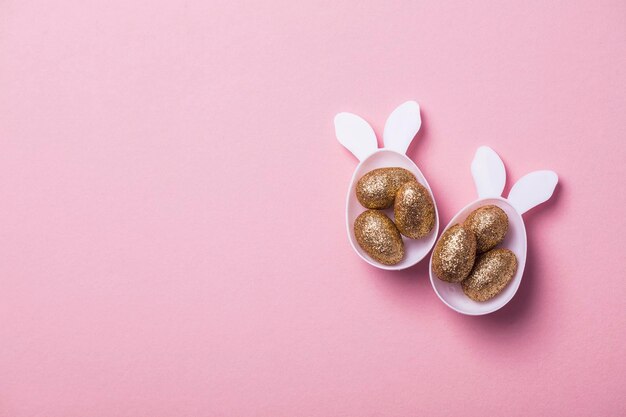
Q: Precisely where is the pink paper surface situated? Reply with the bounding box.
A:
[1,1,625,416]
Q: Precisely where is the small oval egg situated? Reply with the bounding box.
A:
[394,181,435,239]
[356,167,416,209]
[432,224,476,282]
[463,205,508,253]
[462,248,518,302]
[354,210,404,265]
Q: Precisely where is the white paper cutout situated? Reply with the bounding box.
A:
[471,146,506,198]
[383,101,421,155]
[508,171,558,215]
[334,112,378,161]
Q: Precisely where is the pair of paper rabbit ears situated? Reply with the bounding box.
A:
[335,101,558,215]
[335,101,421,160]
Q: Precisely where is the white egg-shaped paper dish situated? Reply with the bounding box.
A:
[335,101,439,270]
[429,146,557,315]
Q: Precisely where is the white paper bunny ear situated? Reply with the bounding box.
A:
[383,101,421,154]
[471,146,506,198]
[508,171,558,215]
[334,112,378,161]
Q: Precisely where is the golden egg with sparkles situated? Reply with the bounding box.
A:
[432,224,476,282]
[354,210,404,265]
[463,205,508,253]
[462,248,518,301]
[356,167,416,209]
[393,181,435,239]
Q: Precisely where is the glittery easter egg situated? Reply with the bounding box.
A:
[462,248,518,301]
[354,210,404,265]
[463,205,508,253]
[356,167,416,209]
[393,181,435,239]
[432,224,477,282]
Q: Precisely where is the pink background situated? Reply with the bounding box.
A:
[1,1,625,416]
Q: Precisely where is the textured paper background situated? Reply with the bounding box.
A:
[1,1,625,416]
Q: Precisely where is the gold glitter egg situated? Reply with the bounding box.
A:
[393,181,435,239]
[432,224,477,282]
[462,248,518,302]
[354,210,404,265]
[356,167,416,209]
[463,205,508,253]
